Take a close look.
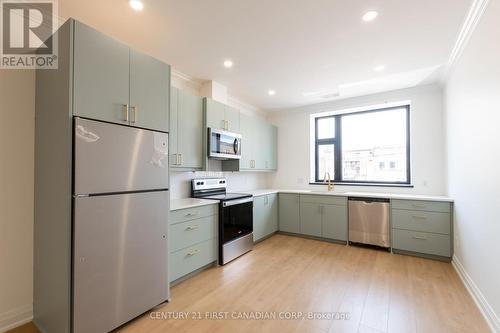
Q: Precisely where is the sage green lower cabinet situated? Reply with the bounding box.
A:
[299,195,347,241]
[322,204,347,241]
[169,205,217,282]
[392,229,451,257]
[253,194,278,241]
[391,200,453,260]
[299,202,322,237]
[278,194,300,233]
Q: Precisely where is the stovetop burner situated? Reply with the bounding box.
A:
[200,192,252,201]
[191,178,252,202]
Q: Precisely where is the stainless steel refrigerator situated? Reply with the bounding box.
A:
[72,118,169,333]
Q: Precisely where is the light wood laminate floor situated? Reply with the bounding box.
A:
[12,234,489,333]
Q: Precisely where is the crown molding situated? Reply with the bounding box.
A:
[171,70,268,118]
[227,96,268,118]
[171,69,204,91]
[442,0,490,82]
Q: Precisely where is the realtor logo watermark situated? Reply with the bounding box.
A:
[0,0,58,69]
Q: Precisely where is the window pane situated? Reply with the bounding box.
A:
[341,108,408,182]
[317,144,335,181]
[317,117,335,139]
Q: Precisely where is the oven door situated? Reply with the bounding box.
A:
[208,128,242,160]
[219,197,253,264]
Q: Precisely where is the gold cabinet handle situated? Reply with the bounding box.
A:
[186,225,199,231]
[186,249,199,256]
[179,153,183,165]
[184,212,198,217]
[412,236,428,241]
[130,106,137,123]
[412,215,427,220]
[122,104,129,122]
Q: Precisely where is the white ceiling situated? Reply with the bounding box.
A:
[59,0,471,110]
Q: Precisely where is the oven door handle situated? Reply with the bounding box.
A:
[222,197,253,207]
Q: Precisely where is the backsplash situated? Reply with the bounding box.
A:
[170,171,271,199]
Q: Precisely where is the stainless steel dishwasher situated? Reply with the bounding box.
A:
[348,197,390,248]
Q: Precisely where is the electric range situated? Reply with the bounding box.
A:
[192,178,253,264]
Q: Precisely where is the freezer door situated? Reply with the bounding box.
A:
[73,191,169,333]
[74,118,168,195]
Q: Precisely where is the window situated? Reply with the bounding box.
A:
[313,105,410,185]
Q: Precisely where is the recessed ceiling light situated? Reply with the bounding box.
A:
[362,11,378,22]
[129,0,144,11]
[268,90,276,96]
[374,65,385,72]
[223,60,233,68]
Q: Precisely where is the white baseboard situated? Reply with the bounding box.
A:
[0,304,33,333]
[452,255,500,332]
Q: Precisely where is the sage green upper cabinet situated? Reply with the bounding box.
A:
[205,98,226,130]
[204,98,240,132]
[169,87,178,168]
[240,116,278,172]
[73,21,170,132]
[73,21,129,125]
[170,87,203,170]
[299,202,322,237]
[225,105,240,133]
[129,49,169,132]
[268,125,278,170]
[240,113,256,170]
[254,194,278,242]
[279,194,300,233]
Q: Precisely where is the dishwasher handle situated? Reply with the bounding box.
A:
[348,197,390,204]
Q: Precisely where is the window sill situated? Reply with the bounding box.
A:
[309,182,414,188]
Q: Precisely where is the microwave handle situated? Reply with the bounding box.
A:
[233,138,240,154]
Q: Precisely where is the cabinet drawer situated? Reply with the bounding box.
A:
[170,204,218,225]
[391,199,451,213]
[169,238,216,282]
[300,194,346,206]
[169,215,217,252]
[392,209,451,235]
[392,229,451,257]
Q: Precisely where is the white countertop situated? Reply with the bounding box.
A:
[170,198,219,211]
[243,189,453,202]
[242,189,280,197]
[171,190,453,210]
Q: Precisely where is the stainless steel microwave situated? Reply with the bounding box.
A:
[208,128,242,160]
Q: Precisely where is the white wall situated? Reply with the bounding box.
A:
[445,0,500,330]
[0,70,35,331]
[268,84,446,195]
[170,171,270,200]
